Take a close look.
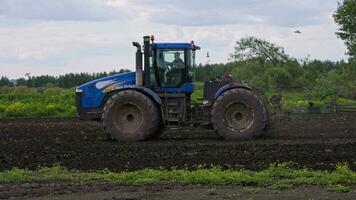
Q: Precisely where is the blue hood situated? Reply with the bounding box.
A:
[77,72,135,92]
[77,72,136,108]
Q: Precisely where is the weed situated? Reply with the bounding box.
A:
[327,185,350,193]
[0,163,355,193]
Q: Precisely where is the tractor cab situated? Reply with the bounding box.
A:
[150,42,197,90]
[131,36,201,125]
[135,36,200,94]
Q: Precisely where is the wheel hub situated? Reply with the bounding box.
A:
[126,114,135,122]
[113,103,144,133]
[224,102,254,132]
[234,112,243,121]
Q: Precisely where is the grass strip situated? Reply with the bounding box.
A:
[0,163,355,192]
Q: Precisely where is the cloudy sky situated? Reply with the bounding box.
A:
[0,0,348,78]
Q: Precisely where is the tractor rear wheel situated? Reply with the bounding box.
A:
[102,90,161,141]
[211,88,267,140]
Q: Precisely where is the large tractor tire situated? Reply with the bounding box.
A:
[211,88,267,140]
[102,90,161,141]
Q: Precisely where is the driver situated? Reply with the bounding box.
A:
[170,52,184,69]
[165,51,184,85]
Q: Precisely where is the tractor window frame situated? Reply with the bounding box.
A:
[187,49,195,83]
[153,48,189,88]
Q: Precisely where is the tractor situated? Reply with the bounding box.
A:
[76,36,267,141]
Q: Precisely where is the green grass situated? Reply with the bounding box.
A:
[0,85,355,118]
[191,82,204,102]
[0,86,75,118]
[265,91,356,113]
[0,164,355,192]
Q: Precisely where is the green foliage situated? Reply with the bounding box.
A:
[0,86,75,118]
[334,0,356,57]
[0,163,355,193]
[191,82,204,102]
[327,184,350,193]
[312,60,356,99]
[194,36,355,101]
[265,67,292,90]
[0,77,14,87]
[194,63,229,82]
[230,59,302,91]
[230,37,291,64]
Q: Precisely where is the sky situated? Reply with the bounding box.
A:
[0,0,348,79]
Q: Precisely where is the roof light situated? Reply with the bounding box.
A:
[150,35,155,42]
[191,41,195,49]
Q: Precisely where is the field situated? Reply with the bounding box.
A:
[1,0,355,198]
[1,86,356,199]
[0,116,356,199]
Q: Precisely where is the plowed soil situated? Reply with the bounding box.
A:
[0,117,356,171]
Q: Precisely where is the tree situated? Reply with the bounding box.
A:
[0,76,13,87]
[334,0,356,57]
[16,78,27,86]
[265,67,292,90]
[230,37,291,64]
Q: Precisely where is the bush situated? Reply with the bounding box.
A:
[0,87,75,118]
[265,67,292,90]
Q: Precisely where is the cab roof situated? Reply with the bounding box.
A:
[152,43,193,50]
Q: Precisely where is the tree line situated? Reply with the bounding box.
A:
[0,69,130,88]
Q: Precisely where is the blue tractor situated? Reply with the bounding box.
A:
[76,36,267,141]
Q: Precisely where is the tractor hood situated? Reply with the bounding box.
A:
[76,72,135,92]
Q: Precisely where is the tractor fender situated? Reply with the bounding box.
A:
[102,84,165,123]
[103,84,162,106]
[213,83,252,100]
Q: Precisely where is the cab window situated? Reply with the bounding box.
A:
[156,49,185,87]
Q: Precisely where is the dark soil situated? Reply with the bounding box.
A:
[0,182,355,200]
[0,117,356,171]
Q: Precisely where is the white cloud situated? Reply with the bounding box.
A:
[0,21,133,61]
[0,0,124,21]
[0,0,349,79]
[117,0,337,27]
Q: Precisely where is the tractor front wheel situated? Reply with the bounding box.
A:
[211,88,267,140]
[102,90,161,141]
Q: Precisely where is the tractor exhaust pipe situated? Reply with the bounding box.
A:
[132,42,143,86]
[143,36,151,88]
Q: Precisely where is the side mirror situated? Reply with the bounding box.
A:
[194,46,201,50]
[132,42,141,51]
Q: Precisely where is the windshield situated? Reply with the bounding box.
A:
[156,49,185,87]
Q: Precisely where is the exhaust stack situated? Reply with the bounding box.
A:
[132,42,143,86]
[143,36,151,88]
